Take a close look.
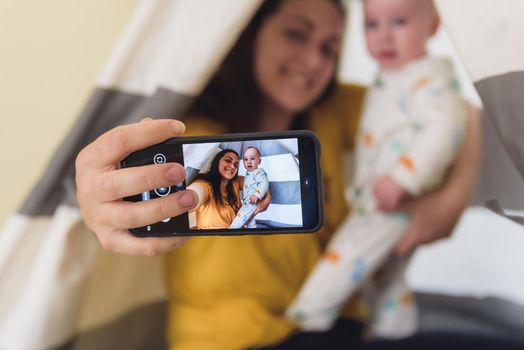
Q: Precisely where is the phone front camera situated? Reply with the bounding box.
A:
[303,178,310,189]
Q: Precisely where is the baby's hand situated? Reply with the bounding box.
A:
[249,195,260,204]
[373,176,406,212]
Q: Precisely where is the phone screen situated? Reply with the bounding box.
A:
[122,131,322,236]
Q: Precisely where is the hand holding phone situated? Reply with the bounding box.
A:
[75,119,195,256]
[121,130,324,236]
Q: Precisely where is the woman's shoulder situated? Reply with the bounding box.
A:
[309,82,368,151]
[183,113,227,136]
[333,82,367,103]
[311,83,367,122]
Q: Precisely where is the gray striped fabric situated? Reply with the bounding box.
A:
[20,87,194,216]
[475,72,524,178]
[438,0,524,225]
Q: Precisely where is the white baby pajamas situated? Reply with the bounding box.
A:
[287,56,466,339]
[230,167,269,228]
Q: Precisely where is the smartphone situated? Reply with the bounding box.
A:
[121,130,323,236]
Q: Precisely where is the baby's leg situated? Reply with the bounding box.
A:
[286,212,409,331]
[245,214,258,228]
[229,204,257,229]
[366,256,417,339]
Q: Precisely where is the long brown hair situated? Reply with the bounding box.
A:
[187,0,345,133]
[194,149,241,211]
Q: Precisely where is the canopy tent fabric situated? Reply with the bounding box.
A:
[436,0,524,223]
[1,0,523,349]
[0,1,262,349]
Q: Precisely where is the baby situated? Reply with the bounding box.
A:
[287,0,466,339]
[230,146,269,229]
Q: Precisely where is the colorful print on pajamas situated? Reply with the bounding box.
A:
[287,56,466,339]
[230,167,269,229]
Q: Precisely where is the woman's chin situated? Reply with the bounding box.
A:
[275,97,314,115]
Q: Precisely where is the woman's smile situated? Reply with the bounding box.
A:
[219,152,239,180]
[254,0,343,115]
[282,66,314,90]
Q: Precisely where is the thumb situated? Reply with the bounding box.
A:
[395,225,419,256]
[395,196,415,213]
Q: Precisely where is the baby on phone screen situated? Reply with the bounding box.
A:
[230,146,269,229]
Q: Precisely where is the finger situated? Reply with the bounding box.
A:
[81,119,185,169]
[94,162,185,201]
[98,229,190,256]
[395,227,419,256]
[103,190,198,229]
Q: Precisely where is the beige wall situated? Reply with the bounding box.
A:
[0,0,138,224]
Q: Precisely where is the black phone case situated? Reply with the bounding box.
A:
[120,130,324,236]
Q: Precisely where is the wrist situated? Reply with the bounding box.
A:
[438,180,470,219]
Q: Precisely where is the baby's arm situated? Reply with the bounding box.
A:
[252,169,270,201]
[390,72,466,196]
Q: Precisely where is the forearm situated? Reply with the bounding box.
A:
[440,104,482,209]
[187,183,205,210]
[255,190,271,214]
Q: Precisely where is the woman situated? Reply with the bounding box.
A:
[188,149,262,230]
[188,149,241,229]
[75,0,518,349]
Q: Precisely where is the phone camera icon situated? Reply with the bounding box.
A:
[153,153,167,164]
[154,187,171,197]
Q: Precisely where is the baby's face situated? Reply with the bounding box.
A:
[364,0,438,70]
[243,148,261,171]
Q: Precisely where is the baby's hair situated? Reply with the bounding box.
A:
[244,146,261,157]
[421,0,437,15]
[361,0,437,13]
[362,0,439,27]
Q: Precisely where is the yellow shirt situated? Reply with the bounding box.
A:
[165,83,366,350]
[191,178,241,229]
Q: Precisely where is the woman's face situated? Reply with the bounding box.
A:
[254,0,344,114]
[218,152,239,181]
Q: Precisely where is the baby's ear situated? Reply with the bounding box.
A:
[429,12,441,37]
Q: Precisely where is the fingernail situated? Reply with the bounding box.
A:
[170,120,185,134]
[179,191,196,208]
[165,165,182,182]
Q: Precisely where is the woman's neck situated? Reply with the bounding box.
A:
[258,100,295,132]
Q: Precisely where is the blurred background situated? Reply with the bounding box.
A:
[1,0,523,338]
[0,0,482,224]
[0,0,138,224]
